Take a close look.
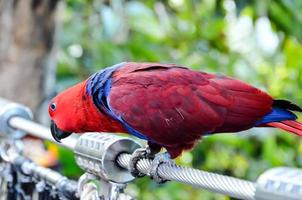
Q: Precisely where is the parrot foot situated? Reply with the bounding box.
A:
[149,152,174,184]
[128,146,155,178]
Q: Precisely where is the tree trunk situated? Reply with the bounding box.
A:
[0,0,59,120]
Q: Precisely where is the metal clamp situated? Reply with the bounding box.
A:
[74,132,142,183]
[149,153,172,184]
[0,98,32,139]
[255,167,302,200]
[78,172,133,200]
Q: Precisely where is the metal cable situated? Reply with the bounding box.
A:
[3,99,302,200]
[8,116,78,150]
[117,153,255,200]
[6,115,256,199]
[80,182,99,200]
[0,147,78,200]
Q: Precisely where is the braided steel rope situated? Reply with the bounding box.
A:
[117,153,255,200]
[3,98,302,200]
[6,115,255,200]
[80,183,99,200]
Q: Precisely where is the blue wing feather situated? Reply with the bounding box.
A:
[255,108,297,126]
[86,63,150,141]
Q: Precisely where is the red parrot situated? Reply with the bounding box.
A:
[48,62,302,158]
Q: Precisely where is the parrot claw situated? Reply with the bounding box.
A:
[149,152,174,184]
[128,146,155,178]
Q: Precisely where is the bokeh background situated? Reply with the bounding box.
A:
[1,0,302,199]
[56,0,302,199]
[57,0,302,200]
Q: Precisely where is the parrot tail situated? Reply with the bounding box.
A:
[256,99,302,136]
[266,120,302,136]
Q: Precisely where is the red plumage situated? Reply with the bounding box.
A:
[266,120,302,136]
[48,80,125,134]
[108,63,272,157]
[49,62,302,158]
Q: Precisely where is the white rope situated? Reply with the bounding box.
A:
[6,115,256,200]
[8,116,78,149]
[80,182,99,200]
[117,153,255,200]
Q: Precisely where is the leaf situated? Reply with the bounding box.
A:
[126,1,166,40]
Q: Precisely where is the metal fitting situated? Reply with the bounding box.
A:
[255,167,302,200]
[74,132,142,183]
[0,98,33,138]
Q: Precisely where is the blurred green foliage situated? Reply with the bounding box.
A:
[56,0,302,199]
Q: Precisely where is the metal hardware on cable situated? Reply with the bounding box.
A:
[80,182,99,200]
[0,98,33,139]
[0,96,77,149]
[116,153,256,200]
[2,97,302,200]
[255,167,302,200]
[74,132,141,183]
[0,141,79,200]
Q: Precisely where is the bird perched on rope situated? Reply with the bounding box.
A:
[49,62,302,159]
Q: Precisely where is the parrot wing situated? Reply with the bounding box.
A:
[106,63,272,153]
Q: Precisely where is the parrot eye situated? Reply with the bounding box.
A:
[50,103,57,111]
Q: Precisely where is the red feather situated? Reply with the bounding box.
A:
[49,80,125,134]
[108,62,272,157]
[49,62,301,158]
[267,120,302,136]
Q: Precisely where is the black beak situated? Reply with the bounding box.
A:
[50,120,72,142]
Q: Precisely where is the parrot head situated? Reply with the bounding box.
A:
[48,81,88,142]
[49,100,73,143]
